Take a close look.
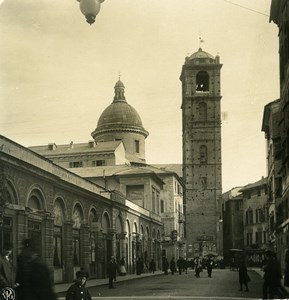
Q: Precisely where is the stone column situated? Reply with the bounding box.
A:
[63,220,74,283]
[42,214,54,273]
[15,209,28,255]
[80,223,90,272]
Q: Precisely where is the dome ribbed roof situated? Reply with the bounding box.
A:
[97,102,144,129]
[189,48,214,60]
[92,80,148,138]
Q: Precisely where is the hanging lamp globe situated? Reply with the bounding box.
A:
[79,0,101,25]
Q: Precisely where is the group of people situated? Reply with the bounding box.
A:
[161,256,214,277]
[0,238,57,300]
[236,249,289,299]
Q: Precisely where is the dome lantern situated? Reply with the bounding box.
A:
[114,80,126,102]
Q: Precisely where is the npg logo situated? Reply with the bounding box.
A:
[0,287,15,300]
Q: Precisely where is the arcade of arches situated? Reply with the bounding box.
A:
[0,136,163,283]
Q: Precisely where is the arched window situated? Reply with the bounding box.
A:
[200,145,207,164]
[72,204,84,266]
[53,199,65,268]
[196,71,209,91]
[199,102,207,121]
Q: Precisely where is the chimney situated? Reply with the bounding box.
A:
[48,143,57,150]
[88,140,95,148]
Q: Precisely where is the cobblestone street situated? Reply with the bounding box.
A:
[57,268,265,299]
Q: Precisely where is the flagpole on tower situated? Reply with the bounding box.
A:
[199,37,205,48]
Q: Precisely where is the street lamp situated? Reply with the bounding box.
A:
[77,0,105,25]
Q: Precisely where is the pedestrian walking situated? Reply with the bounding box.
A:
[170,257,176,275]
[177,257,183,275]
[238,260,250,292]
[206,256,214,278]
[119,257,126,276]
[0,243,16,291]
[194,257,202,278]
[66,270,92,300]
[262,250,283,299]
[107,256,117,289]
[149,259,156,274]
[162,257,169,275]
[183,259,188,274]
[15,237,57,300]
[136,257,144,275]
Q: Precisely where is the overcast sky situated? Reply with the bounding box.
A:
[0,0,279,192]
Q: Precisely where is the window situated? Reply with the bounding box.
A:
[0,217,12,255]
[255,210,259,223]
[255,231,262,244]
[69,161,83,168]
[160,200,165,213]
[156,191,160,214]
[246,232,252,246]
[152,188,155,212]
[73,229,80,266]
[196,71,209,91]
[263,231,267,244]
[53,227,62,267]
[135,140,140,153]
[92,160,105,166]
[246,209,253,225]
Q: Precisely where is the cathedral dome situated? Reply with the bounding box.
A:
[91,80,148,138]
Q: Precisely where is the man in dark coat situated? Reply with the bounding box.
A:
[262,250,282,299]
[206,257,214,278]
[149,259,156,274]
[238,260,250,292]
[136,257,143,275]
[0,244,15,290]
[107,256,117,288]
[15,237,57,300]
[162,257,169,275]
[177,257,183,275]
[170,257,176,275]
[66,270,92,300]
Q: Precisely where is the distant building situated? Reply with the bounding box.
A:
[222,187,244,262]
[180,48,223,258]
[240,177,268,266]
[262,99,281,252]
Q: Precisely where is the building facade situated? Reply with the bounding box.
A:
[222,187,244,263]
[262,99,282,252]
[240,177,268,266]
[269,0,289,269]
[0,135,163,283]
[180,48,223,258]
[28,79,185,277]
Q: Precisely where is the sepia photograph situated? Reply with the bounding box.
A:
[0,0,288,299]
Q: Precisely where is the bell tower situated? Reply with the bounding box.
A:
[180,48,223,258]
